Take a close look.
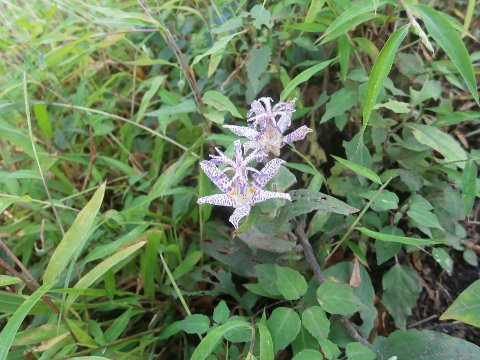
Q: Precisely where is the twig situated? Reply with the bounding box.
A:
[293,218,371,347]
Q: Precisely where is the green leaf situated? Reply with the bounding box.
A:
[144,100,197,117]
[250,5,273,29]
[289,189,359,217]
[346,342,376,360]
[267,307,301,352]
[43,183,106,284]
[32,104,53,139]
[372,329,480,359]
[320,88,357,123]
[412,4,479,104]
[332,155,382,184]
[246,46,271,93]
[202,90,242,118]
[64,240,146,309]
[462,160,477,217]
[407,204,444,230]
[177,314,210,335]
[410,124,468,167]
[104,309,132,342]
[440,279,480,327]
[373,99,410,114]
[362,24,410,131]
[258,314,274,360]
[365,189,399,211]
[375,227,403,265]
[432,248,453,276]
[192,32,242,66]
[381,264,421,329]
[0,282,52,360]
[256,264,281,296]
[305,0,326,23]
[357,227,446,246]
[136,75,166,122]
[275,265,308,300]
[0,276,22,287]
[172,250,203,280]
[317,279,363,316]
[292,349,323,360]
[213,301,230,324]
[301,306,330,340]
[318,338,341,360]
[280,59,334,101]
[190,320,251,360]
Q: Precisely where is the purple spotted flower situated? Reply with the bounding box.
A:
[224,97,313,160]
[197,141,291,228]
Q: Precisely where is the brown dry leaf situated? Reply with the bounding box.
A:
[349,257,362,288]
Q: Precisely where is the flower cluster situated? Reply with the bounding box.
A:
[197,98,312,228]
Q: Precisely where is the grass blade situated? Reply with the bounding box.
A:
[64,240,146,309]
[356,227,446,245]
[280,59,334,101]
[0,282,52,360]
[362,24,409,132]
[462,160,477,217]
[412,4,479,104]
[190,320,251,360]
[43,183,106,285]
[332,155,382,184]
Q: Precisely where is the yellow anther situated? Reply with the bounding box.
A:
[259,134,266,142]
[230,189,237,196]
[249,187,255,193]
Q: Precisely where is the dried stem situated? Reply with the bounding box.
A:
[293,218,371,347]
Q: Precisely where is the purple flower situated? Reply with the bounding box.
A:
[197,143,291,228]
[224,97,312,160]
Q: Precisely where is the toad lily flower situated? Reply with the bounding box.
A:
[197,143,291,228]
[224,97,313,160]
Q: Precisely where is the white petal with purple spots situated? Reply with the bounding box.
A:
[229,205,251,228]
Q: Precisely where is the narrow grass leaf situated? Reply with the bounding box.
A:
[280,59,334,101]
[0,282,52,360]
[357,227,446,245]
[64,240,146,309]
[412,4,479,104]
[43,183,105,285]
[462,160,477,217]
[362,24,410,131]
[258,314,274,360]
[332,155,382,184]
[190,320,251,360]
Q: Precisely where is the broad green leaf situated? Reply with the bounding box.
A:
[213,301,229,324]
[190,320,251,360]
[372,329,480,359]
[440,279,480,327]
[362,25,410,131]
[64,240,146,309]
[256,264,281,296]
[364,189,399,211]
[410,124,467,167]
[258,314,274,360]
[462,160,477,217]
[318,338,341,360]
[412,4,479,104]
[246,46,271,93]
[346,342,376,360]
[317,279,363,316]
[250,5,273,29]
[301,306,330,340]
[332,155,382,184]
[43,183,106,284]
[357,227,446,245]
[288,189,359,218]
[192,32,242,66]
[0,282,52,360]
[292,349,323,360]
[432,248,453,276]
[267,307,301,352]
[407,204,444,230]
[144,100,197,117]
[381,264,421,329]
[320,88,357,123]
[280,59,334,101]
[202,90,242,118]
[275,265,308,300]
[177,314,210,335]
[373,99,410,113]
[375,227,403,265]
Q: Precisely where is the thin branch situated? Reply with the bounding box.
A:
[293,218,371,347]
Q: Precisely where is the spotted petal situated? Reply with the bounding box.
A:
[199,161,232,193]
[223,125,259,140]
[252,158,285,189]
[275,98,296,133]
[197,194,235,207]
[282,125,313,145]
[252,190,291,204]
[228,205,251,228]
